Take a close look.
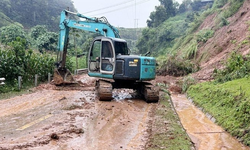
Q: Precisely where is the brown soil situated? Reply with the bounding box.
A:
[0,74,157,150]
[192,0,250,80]
[1,73,247,149]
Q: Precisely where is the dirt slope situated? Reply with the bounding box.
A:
[193,0,250,80]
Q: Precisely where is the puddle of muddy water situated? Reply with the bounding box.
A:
[171,94,250,150]
[112,89,134,101]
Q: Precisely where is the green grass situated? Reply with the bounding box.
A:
[146,91,194,149]
[187,77,250,146]
[0,85,34,100]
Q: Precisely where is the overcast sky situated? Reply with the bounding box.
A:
[71,0,183,28]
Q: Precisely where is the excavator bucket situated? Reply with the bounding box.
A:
[53,68,76,85]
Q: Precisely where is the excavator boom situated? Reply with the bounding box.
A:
[54,10,120,85]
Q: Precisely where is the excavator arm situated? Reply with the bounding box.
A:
[54,10,120,85]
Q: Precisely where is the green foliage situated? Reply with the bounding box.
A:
[0,0,76,32]
[0,37,54,92]
[217,15,229,27]
[147,6,168,28]
[187,16,203,34]
[26,25,58,53]
[196,29,214,43]
[147,92,194,150]
[69,55,87,71]
[147,0,177,28]
[36,32,58,53]
[222,0,244,18]
[179,0,192,13]
[118,28,142,53]
[30,25,47,41]
[213,52,250,83]
[182,75,197,92]
[191,0,206,11]
[187,78,250,146]
[181,29,214,60]
[159,0,176,16]
[137,14,188,56]
[0,12,14,27]
[0,25,27,46]
[183,39,198,59]
[241,39,249,45]
[212,0,228,9]
[157,55,199,76]
[140,0,244,78]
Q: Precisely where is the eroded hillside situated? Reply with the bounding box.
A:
[193,0,250,80]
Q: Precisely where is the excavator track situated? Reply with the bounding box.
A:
[96,80,113,101]
[142,83,159,103]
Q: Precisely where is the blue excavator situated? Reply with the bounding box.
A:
[54,10,159,102]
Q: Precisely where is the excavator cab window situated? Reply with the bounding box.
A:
[101,41,114,71]
[89,40,101,71]
[114,41,129,55]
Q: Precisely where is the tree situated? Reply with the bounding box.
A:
[30,25,47,40]
[191,0,204,11]
[179,0,192,13]
[159,0,176,16]
[36,32,58,53]
[0,24,27,46]
[147,0,177,27]
[147,5,168,27]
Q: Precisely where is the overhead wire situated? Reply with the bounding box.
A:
[83,0,134,14]
[84,0,152,16]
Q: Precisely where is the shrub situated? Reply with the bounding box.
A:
[196,29,215,43]
[184,39,198,59]
[182,75,197,92]
[0,38,55,91]
[213,52,250,83]
[222,0,244,18]
[157,55,200,76]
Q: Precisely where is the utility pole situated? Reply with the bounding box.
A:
[134,0,138,39]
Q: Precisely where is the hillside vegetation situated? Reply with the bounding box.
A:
[137,0,246,78]
[0,0,76,31]
[137,0,249,146]
[134,0,250,146]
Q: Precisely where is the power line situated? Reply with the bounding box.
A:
[83,0,134,14]
[88,0,152,16]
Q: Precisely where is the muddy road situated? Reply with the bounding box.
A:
[0,75,249,150]
[0,75,156,150]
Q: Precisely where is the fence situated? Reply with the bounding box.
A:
[15,69,87,90]
[17,73,52,90]
[0,78,5,86]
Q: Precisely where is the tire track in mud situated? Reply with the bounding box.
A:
[81,98,156,150]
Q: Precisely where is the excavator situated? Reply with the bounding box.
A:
[54,10,159,102]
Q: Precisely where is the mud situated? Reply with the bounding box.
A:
[0,75,156,150]
[1,74,249,150]
[171,94,250,150]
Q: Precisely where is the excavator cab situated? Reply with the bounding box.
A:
[88,37,121,78]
